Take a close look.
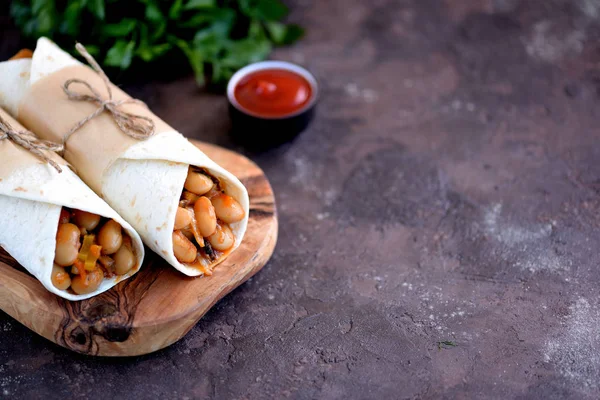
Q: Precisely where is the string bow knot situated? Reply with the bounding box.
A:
[0,115,64,173]
[62,43,155,148]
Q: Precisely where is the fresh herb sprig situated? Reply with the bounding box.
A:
[10,0,304,86]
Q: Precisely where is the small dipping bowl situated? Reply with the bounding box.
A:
[227,61,318,148]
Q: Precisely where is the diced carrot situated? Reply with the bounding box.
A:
[90,245,102,258]
[73,259,87,281]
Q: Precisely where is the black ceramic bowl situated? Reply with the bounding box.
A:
[227,61,319,149]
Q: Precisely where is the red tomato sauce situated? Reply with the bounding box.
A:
[234,69,312,117]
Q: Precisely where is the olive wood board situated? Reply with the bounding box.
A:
[0,140,278,356]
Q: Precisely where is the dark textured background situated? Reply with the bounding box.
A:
[3,0,600,398]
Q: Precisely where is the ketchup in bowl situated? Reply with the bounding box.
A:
[233,69,313,118]
[227,61,318,149]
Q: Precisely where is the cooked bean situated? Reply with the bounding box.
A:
[184,170,213,195]
[51,264,71,290]
[194,196,217,237]
[54,223,80,266]
[71,268,103,295]
[173,230,197,263]
[208,224,235,251]
[122,234,132,249]
[210,194,245,223]
[73,210,101,231]
[174,207,193,230]
[113,245,136,275]
[98,220,122,255]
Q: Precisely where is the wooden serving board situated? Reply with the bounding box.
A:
[0,141,277,356]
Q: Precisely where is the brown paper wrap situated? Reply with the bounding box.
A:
[0,108,67,180]
[19,65,173,194]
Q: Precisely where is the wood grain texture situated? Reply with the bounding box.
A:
[0,141,277,356]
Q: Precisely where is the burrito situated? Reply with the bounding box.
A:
[0,38,249,277]
[0,108,144,300]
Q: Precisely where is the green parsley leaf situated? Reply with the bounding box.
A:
[280,23,304,45]
[86,0,105,20]
[171,36,206,85]
[241,0,288,21]
[102,19,137,37]
[169,0,184,19]
[145,3,164,23]
[10,0,305,87]
[105,39,136,69]
[183,0,216,10]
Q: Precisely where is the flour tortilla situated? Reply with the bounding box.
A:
[0,109,144,301]
[0,38,249,276]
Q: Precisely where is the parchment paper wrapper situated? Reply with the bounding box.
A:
[0,108,144,300]
[0,37,249,276]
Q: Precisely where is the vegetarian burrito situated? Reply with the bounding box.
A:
[0,37,249,276]
[0,108,144,300]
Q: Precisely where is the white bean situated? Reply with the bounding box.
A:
[208,224,235,251]
[210,194,245,224]
[174,207,193,230]
[98,220,123,255]
[54,223,80,266]
[113,245,136,275]
[72,210,101,231]
[51,264,71,290]
[184,170,213,195]
[71,269,103,295]
[173,230,197,263]
[194,196,217,237]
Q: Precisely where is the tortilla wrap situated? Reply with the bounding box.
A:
[0,108,144,300]
[0,37,249,276]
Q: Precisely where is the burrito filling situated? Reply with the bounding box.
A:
[173,167,245,275]
[53,208,139,294]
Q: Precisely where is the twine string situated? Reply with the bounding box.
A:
[62,43,155,149]
[0,115,63,173]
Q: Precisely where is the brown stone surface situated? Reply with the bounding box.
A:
[2,0,600,398]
